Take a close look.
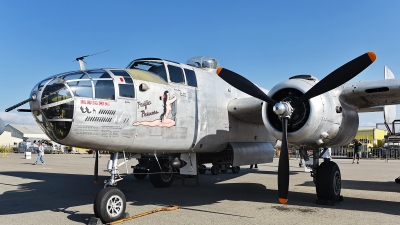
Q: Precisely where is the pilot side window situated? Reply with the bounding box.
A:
[119,84,135,98]
[168,65,185,84]
[184,69,197,87]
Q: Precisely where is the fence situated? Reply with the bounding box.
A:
[331,147,400,159]
[285,147,400,160]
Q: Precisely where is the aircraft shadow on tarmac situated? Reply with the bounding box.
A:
[299,180,400,193]
[0,168,399,224]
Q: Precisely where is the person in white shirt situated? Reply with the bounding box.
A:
[33,142,45,165]
[322,148,332,163]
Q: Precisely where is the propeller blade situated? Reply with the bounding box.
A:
[5,97,33,112]
[217,68,277,106]
[278,117,289,204]
[292,52,376,107]
[94,150,99,185]
[17,109,31,112]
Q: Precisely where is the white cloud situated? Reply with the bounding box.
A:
[0,112,36,126]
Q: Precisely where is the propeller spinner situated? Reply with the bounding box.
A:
[217,52,376,204]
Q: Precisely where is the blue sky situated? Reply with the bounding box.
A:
[1,1,400,129]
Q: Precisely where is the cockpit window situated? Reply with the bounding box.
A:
[62,72,88,80]
[67,80,93,98]
[184,69,197,87]
[93,80,115,100]
[129,61,168,82]
[86,70,112,79]
[168,65,185,84]
[110,70,133,83]
[119,84,135,98]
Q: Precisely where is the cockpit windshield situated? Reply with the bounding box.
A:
[128,60,168,82]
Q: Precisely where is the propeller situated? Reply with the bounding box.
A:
[17,109,31,112]
[217,52,376,204]
[94,150,99,185]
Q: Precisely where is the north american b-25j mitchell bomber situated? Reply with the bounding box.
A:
[5,51,400,223]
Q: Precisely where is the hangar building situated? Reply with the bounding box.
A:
[0,124,48,146]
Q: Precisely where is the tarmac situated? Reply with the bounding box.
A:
[0,153,400,225]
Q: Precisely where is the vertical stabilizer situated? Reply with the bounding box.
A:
[384,66,396,124]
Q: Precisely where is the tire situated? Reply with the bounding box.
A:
[395,177,400,183]
[198,165,207,174]
[133,168,147,180]
[211,165,219,175]
[149,161,174,188]
[231,166,240,174]
[93,187,126,224]
[316,161,341,202]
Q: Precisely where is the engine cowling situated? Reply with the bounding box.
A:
[262,75,359,149]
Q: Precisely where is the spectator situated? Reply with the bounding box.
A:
[353,139,362,164]
[249,164,258,169]
[33,142,45,165]
[93,150,101,158]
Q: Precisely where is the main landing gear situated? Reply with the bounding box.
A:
[311,149,343,205]
[131,154,177,188]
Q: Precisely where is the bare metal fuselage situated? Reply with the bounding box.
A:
[29,59,276,155]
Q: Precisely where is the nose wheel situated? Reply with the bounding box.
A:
[94,186,127,224]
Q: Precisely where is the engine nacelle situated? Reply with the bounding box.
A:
[262,75,359,149]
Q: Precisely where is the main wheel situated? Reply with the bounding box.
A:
[198,164,207,174]
[93,187,126,224]
[232,166,240,174]
[211,165,219,175]
[395,177,400,183]
[316,161,341,202]
[149,161,175,188]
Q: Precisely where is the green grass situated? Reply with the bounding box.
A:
[0,146,12,154]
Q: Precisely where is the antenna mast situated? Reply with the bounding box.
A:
[74,50,109,71]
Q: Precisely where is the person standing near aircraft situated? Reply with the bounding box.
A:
[249,164,258,169]
[353,139,362,164]
[93,150,101,158]
[33,142,45,165]
[322,148,331,162]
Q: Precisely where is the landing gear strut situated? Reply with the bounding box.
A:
[93,152,131,223]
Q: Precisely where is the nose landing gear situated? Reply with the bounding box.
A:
[93,187,127,224]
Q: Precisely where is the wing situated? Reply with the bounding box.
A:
[339,78,400,109]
